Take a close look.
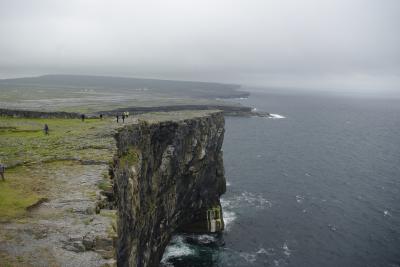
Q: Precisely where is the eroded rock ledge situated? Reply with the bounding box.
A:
[112,111,226,267]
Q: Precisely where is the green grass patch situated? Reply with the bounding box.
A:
[0,117,117,167]
[0,181,41,221]
[0,165,50,221]
[100,209,117,220]
[98,179,112,191]
[85,190,97,200]
[120,147,139,168]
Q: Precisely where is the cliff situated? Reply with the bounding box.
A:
[112,111,226,267]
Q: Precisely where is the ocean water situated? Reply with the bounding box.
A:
[162,91,400,267]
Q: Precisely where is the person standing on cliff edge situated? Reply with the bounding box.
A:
[81,114,85,122]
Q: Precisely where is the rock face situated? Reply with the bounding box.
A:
[113,111,226,267]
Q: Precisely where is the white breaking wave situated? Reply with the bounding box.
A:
[235,247,275,264]
[220,197,230,208]
[239,252,257,263]
[196,234,217,244]
[269,113,286,119]
[221,192,272,210]
[222,209,237,231]
[257,248,268,254]
[256,247,275,256]
[161,236,195,263]
[221,192,271,233]
[296,195,304,204]
[220,198,237,231]
[283,242,291,256]
[328,224,337,232]
[239,192,272,209]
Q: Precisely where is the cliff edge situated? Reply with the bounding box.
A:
[113,111,226,267]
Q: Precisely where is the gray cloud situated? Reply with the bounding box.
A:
[0,0,399,94]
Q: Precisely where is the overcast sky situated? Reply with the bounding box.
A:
[0,0,399,94]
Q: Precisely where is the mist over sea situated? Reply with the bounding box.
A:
[162,91,400,267]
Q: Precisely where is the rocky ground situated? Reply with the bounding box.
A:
[0,116,121,266]
[0,162,117,266]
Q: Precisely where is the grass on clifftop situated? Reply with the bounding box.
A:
[119,147,139,168]
[0,117,117,168]
[0,116,118,220]
[0,182,41,220]
[135,110,220,124]
[0,165,48,222]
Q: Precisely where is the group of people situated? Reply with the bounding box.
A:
[81,114,105,121]
[116,111,129,123]
[2,111,132,182]
[80,113,105,121]
[41,111,130,136]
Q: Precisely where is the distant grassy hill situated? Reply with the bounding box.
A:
[0,74,248,98]
[0,74,249,113]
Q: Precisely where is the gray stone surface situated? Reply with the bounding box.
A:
[0,164,117,267]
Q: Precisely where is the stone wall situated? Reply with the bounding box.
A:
[0,108,80,119]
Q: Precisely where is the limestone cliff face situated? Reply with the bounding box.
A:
[113,111,226,267]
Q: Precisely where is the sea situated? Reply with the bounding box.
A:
[161,90,400,267]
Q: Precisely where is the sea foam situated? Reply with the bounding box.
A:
[283,242,291,256]
[161,236,195,264]
[269,113,286,119]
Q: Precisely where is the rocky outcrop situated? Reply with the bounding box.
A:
[113,111,226,267]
